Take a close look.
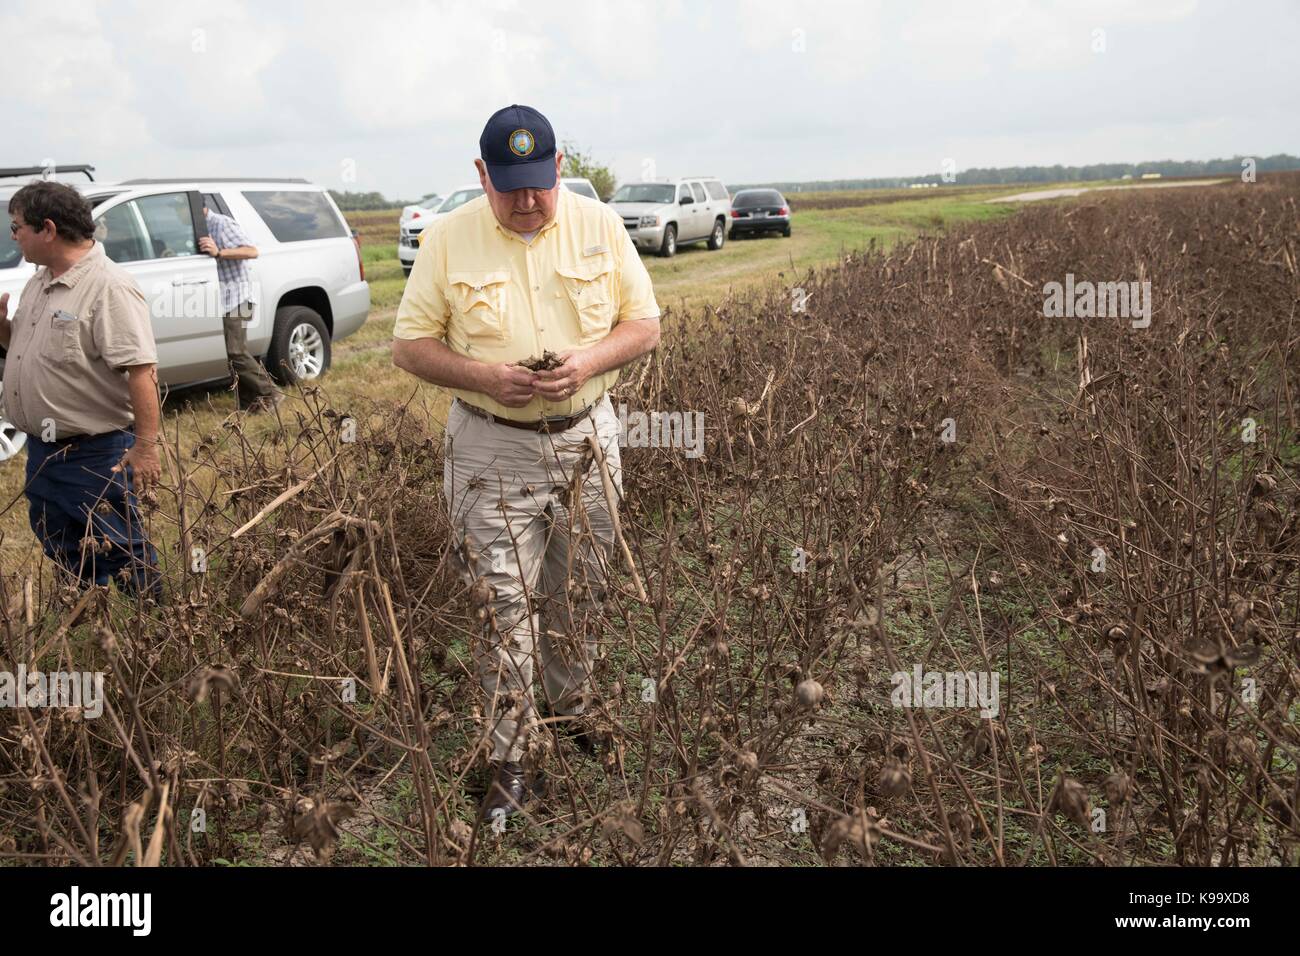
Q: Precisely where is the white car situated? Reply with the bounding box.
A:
[0,167,371,460]
[399,192,442,226]
[397,177,600,276]
[562,177,600,200]
[398,183,483,276]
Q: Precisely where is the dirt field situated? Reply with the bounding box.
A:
[1,175,1296,867]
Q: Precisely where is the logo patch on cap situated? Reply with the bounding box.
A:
[508,129,535,157]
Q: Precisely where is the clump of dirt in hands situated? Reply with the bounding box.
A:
[517,351,563,372]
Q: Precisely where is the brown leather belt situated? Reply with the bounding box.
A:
[456,397,598,434]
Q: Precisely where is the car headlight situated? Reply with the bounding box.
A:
[639,215,659,228]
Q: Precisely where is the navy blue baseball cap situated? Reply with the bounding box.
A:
[479,104,558,192]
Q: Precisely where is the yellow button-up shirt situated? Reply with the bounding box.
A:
[393,187,660,421]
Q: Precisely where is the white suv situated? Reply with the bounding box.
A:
[0,168,371,459]
[608,177,730,257]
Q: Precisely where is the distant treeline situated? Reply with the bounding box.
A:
[736,154,1300,193]
[329,189,413,211]
[332,154,1300,206]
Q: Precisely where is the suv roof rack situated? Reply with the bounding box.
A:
[117,177,311,185]
[0,164,96,182]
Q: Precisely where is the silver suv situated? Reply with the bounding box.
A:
[608,177,730,257]
[0,167,371,459]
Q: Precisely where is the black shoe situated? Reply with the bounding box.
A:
[566,723,598,757]
[242,392,284,414]
[542,702,598,757]
[481,760,530,821]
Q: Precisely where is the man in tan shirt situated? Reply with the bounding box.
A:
[393,105,660,821]
[2,181,163,598]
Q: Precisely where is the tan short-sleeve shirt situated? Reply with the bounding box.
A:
[393,187,660,421]
[3,242,158,439]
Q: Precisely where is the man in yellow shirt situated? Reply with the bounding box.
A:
[392,105,660,821]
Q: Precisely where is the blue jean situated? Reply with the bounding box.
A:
[25,429,161,598]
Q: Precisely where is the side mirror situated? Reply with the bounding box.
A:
[679,195,693,205]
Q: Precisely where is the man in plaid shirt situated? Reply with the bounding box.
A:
[199,205,281,411]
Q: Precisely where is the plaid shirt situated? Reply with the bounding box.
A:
[204,210,257,314]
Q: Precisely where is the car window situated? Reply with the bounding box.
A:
[0,224,20,270]
[690,182,707,203]
[705,180,729,201]
[678,185,693,203]
[610,183,676,204]
[566,181,598,199]
[133,193,197,258]
[437,188,484,213]
[734,190,784,208]
[243,190,348,242]
[96,202,152,263]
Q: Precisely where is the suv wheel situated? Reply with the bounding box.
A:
[707,219,725,250]
[267,305,332,385]
[782,224,792,237]
[657,224,677,258]
[402,266,412,278]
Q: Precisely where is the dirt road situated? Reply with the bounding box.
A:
[988,178,1229,203]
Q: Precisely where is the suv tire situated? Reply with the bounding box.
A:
[266,305,332,385]
[657,224,677,258]
[782,224,792,237]
[707,219,725,250]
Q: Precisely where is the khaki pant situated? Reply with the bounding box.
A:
[443,394,622,763]
[223,302,278,407]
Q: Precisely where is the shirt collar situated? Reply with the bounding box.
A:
[41,241,104,291]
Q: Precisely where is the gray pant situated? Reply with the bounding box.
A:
[443,394,622,763]
[223,301,278,407]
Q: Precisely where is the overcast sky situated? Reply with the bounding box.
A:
[4,0,1296,200]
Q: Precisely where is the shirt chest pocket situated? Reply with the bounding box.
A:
[447,270,511,343]
[45,310,85,366]
[556,257,615,344]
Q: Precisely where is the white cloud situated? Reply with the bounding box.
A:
[1,0,1293,198]
[0,0,149,169]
